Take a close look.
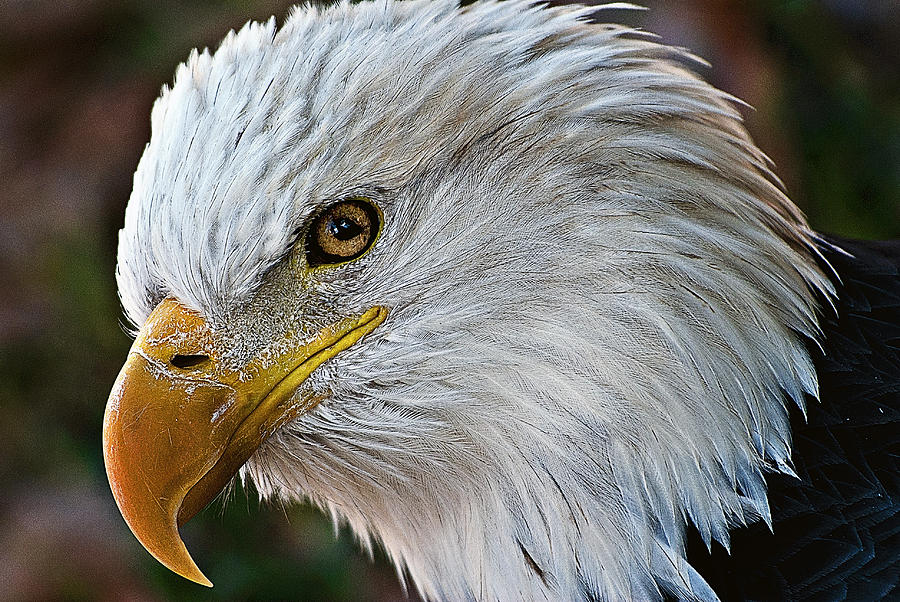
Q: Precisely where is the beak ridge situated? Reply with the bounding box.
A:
[102,300,389,587]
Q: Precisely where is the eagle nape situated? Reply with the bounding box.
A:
[103,0,899,600]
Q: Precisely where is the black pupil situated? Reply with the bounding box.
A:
[327,217,362,241]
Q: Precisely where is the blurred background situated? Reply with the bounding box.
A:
[0,0,896,600]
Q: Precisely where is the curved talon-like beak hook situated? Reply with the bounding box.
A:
[103,299,388,586]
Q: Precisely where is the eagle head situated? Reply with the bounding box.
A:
[104,1,832,599]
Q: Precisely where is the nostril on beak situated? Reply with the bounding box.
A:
[170,354,210,370]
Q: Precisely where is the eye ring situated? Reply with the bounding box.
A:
[305,198,381,267]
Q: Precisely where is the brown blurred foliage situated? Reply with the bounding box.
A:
[0,1,896,600]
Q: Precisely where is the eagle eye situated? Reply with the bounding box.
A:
[306,198,380,267]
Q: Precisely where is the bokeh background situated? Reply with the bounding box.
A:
[0,0,897,600]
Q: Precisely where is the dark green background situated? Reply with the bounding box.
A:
[0,1,896,600]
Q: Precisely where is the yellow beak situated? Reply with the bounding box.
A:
[102,298,387,586]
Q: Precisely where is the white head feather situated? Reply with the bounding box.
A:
[116,1,833,600]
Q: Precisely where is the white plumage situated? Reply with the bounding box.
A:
[115,1,834,599]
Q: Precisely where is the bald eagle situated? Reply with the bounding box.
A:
[102,1,900,600]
